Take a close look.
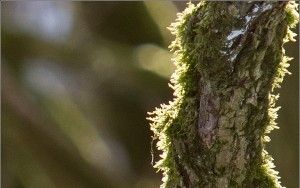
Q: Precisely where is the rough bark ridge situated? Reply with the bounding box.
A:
[148,1,298,188]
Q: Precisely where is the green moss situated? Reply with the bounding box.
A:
[148,3,203,186]
[258,2,299,188]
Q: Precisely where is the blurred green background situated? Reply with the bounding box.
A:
[1,2,298,188]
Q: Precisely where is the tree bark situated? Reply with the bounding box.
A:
[149,1,298,188]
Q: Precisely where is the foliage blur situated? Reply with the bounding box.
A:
[1,2,298,188]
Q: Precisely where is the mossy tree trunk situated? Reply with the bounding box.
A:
[149,1,298,188]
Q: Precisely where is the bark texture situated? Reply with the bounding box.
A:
[149,1,298,188]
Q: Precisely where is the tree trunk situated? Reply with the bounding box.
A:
[149,1,298,188]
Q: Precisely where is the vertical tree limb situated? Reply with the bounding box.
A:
[149,1,298,187]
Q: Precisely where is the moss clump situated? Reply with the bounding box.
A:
[148,3,202,187]
[259,1,299,188]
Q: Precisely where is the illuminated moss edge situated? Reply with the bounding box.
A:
[148,2,299,188]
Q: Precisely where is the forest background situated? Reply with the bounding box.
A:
[2,1,299,188]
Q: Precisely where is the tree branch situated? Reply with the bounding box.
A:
[149,1,299,187]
